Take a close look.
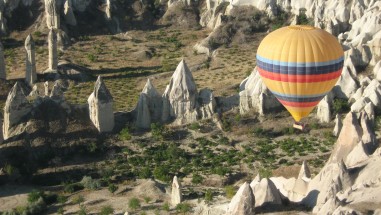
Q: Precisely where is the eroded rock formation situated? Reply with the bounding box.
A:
[3,82,32,140]
[48,29,58,71]
[45,0,60,29]
[171,176,182,206]
[88,76,114,133]
[226,182,255,215]
[25,34,37,86]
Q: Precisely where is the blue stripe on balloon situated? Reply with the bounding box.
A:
[256,58,344,75]
[256,55,344,67]
[270,90,328,99]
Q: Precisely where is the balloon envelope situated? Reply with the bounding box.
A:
[256,25,344,122]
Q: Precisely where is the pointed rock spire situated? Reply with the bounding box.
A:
[333,114,343,137]
[3,82,32,140]
[45,0,60,29]
[317,94,332,123]
[50,81,64,100]
[253,178,282,207]
[135,79,162,128]
[345,141,369,168]
[0,41,6,80]
[48,29,58,71]
[328,112,362,164]
[142,78,160,97]
[250,174,261,191]
[298,161,311,181]
[171,176,182,206]
[162,59,198,124]
[227,182,255,215]
[64,0,77,26]
[25,34,37,86]
[88,76,114,132]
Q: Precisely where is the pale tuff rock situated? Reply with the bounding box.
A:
[50,81,64,100]
[360,111,377,152]
[193,38,211,55]
[28,84,39,99]
[0,113,2,144]
[362,79,381,109]
[135,79,162,129]
[44,0,60,29]
[0,41,5,79]
[328,112,362,164]
[252,178,282,207]
[105,0,112,20]
[226,182,255,215]
[333,114,343,137]
[25,34,37,86]
[345,141,369,168]
[239,68,281,116]
[374,60,381,81]
[3,82,32,140]
[270,176,305,203]
[349,86,364,103]
[64,0,77,26]
[316,93,332,123]
[197,88,216,120]
[350,97,371,113]
[44,81,49,96]
[88,76,114,133]
[162,60,198,124]
[298,161,311,181]
[48,29,58,71]
[249,174,261,191]
[171,176,182,206]
[333,58,358,99]
[364,102,375,124]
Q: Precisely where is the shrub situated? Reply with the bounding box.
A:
[153,166,171,182]
[57,195,68,204]
[28,190,45,203]
[258,167,272,178]
[333,98,350,114]
[81,176,101,190]
[86,54,97,62]
[78,205,87,215]
[191,173,203,184]
[189,122,201,130]
[119,127,132,141]
[25,197,47,215]
[151,123,167,140]
[100,205,114,215]
[296,8,313,25]
[143,196,152,203]
[72,195,85,206]
[108,183,118,194]
[162,202,170,211]
[129,198,141,211]
[176,203,191,213]
[224,185,236,199]
[204,189,213,203]
[63,182,84,193]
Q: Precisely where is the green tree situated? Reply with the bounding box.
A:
[204,189,213,203]
[108,183,118,194]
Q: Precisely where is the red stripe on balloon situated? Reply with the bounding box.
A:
[277,99,321,107]
[258,68,342,83]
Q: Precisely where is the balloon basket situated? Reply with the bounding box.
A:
[293,122,305,131]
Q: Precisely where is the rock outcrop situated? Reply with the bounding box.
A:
[25,34,37,86]
[3,82,32,140]
[45,0,60,29]
[63,0,77,26]
[48,29,58,71]
[50,81,64,100]
[298,161,311,181]
[0,41,5,80]
[135,79,162,129]
[162,60,198,124]
[88,76,114,133]
[252,178,282,207]
[239,68,282,116]
[171,176,182,206]
[316,94,333,123]
[226,182,255,215]
[333,114,343,137]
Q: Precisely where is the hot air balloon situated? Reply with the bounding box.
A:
[256,25,344,129]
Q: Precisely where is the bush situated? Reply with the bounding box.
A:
[153,166,171,182]
[143,196,152,203]
[72,195,85,206]
[63,182,84,193]
[176,203,191,213]
[191,173,203,184]
[28,190,45,203]
[151,123,167,140]
[108,183,118,194]
[258,167,272,178]
[129,198,141,211]
[296,8,313,25]
[333,98,350,114]
[189,122,201,130]
[204,189,213,203]
[119,127,132,141]
[162,202,170,211]
[81,176,101,190]
[78,205,87,215]
[100,205,114,215]
[224,185,236,199]
[25,197,47,215]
